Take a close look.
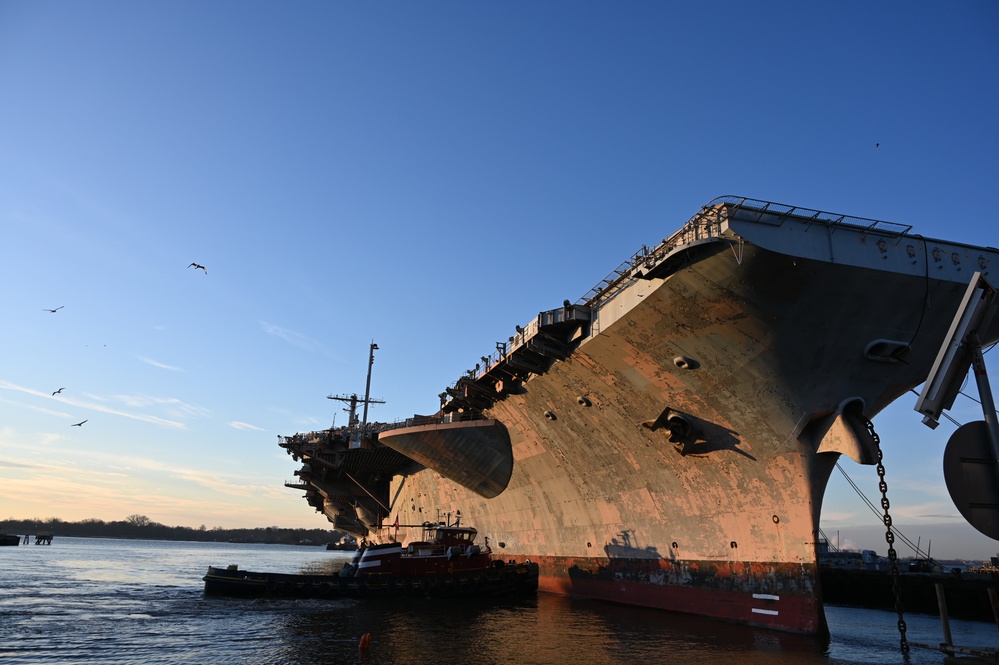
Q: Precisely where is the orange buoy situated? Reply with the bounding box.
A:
[358,632,372,650]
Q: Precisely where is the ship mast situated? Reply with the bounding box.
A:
[361,341,378,428]
[327,341,384,429]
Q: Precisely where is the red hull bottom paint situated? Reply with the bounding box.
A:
[533,556,826,636]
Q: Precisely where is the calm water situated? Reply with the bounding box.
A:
[1,537,995,665]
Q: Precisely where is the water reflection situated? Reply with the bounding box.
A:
[270,594,833,665]
[4,539,991,665]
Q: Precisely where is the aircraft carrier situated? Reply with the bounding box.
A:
[280,196,999,635]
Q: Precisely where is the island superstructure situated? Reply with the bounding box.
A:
[280,196,999,635]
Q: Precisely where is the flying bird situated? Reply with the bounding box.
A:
[188,263,207,274]
[52,387,65,396]
[875,143,880,148]
[43,306,64,313]
[71,419,87,427]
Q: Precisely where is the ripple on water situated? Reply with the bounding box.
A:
[2,538,997,665]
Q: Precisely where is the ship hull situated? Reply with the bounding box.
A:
[379,203,998,635]
[288,198,999,635]
[540,555,821,633]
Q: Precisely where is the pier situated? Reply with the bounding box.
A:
[22,533,53,545]
[907,583,999,663]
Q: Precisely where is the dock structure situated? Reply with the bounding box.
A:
[907,583,999,662]
[34,534,53,545]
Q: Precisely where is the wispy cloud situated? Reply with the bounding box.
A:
[0,396,72,418]
[135,355,183,371]
[0,427,310,527]
[0,458,36,469]
[259,321,332,356]
[113,394,211,420]
[267,407,324,428]
[230,421,265,431]
[0,431,282,502]
[103,453,287,500]
[892,501,964,522]
[0,380,186,429]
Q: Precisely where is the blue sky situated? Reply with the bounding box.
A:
[1,2,997,559]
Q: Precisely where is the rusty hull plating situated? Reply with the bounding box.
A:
[280,196,999,635]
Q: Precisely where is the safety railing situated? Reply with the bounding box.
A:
[574,195,912,308]
[439,195,915,415]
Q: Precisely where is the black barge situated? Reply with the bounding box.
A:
[203,520,539,600]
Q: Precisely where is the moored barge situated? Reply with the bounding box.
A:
[204,520,539,599]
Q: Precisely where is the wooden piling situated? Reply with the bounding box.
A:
[988,587,999,631]
[935,582,953,647]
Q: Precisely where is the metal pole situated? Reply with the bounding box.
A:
[935,583,953,647]
[343,470,390,513]
[969,333,999,466]
[361,342,378,429]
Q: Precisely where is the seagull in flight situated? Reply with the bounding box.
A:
[43,306,64,313]
[71,419,88,427]
[52,387,65,396]
[188,262,207,274]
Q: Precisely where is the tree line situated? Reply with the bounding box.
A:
[1,515,352,547]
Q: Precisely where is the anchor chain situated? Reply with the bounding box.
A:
[866,417,909,653]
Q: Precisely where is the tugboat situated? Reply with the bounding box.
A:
[326,536,358,551]
[0,533,20,546]
[203,516,539,599]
